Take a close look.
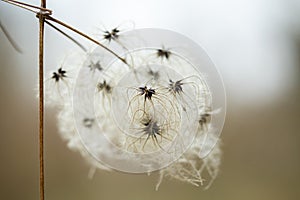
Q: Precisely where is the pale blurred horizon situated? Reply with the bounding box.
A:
[0,0,300,199]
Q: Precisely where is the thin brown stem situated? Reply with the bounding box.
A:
[1,0,127,65]
[1,0,52,14]
[45,15,127,65]
[45,20,87,52]
[0,19,23,53]
[39,1,46,200]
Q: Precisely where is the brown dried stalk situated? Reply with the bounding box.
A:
[38,1,46,199]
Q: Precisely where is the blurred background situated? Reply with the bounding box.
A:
[0,0,300,199]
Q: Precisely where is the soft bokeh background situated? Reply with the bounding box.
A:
[1,0,300,199]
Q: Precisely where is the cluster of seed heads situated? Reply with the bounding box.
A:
[44,26,222,189]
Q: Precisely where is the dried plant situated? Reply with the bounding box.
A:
[1,0,226,198]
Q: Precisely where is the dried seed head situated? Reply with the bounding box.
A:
[97,80,112,93]
[83,118,95,128]
[103,28,120,42]
[168,79,183,94]
[142,118,160,135]
[138,86,155,101]
[88,60,103,72]
[52,67,67,82]
[157,47,171,60]
[148,68,160,80]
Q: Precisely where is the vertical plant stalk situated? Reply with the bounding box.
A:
[39,1,46,200]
